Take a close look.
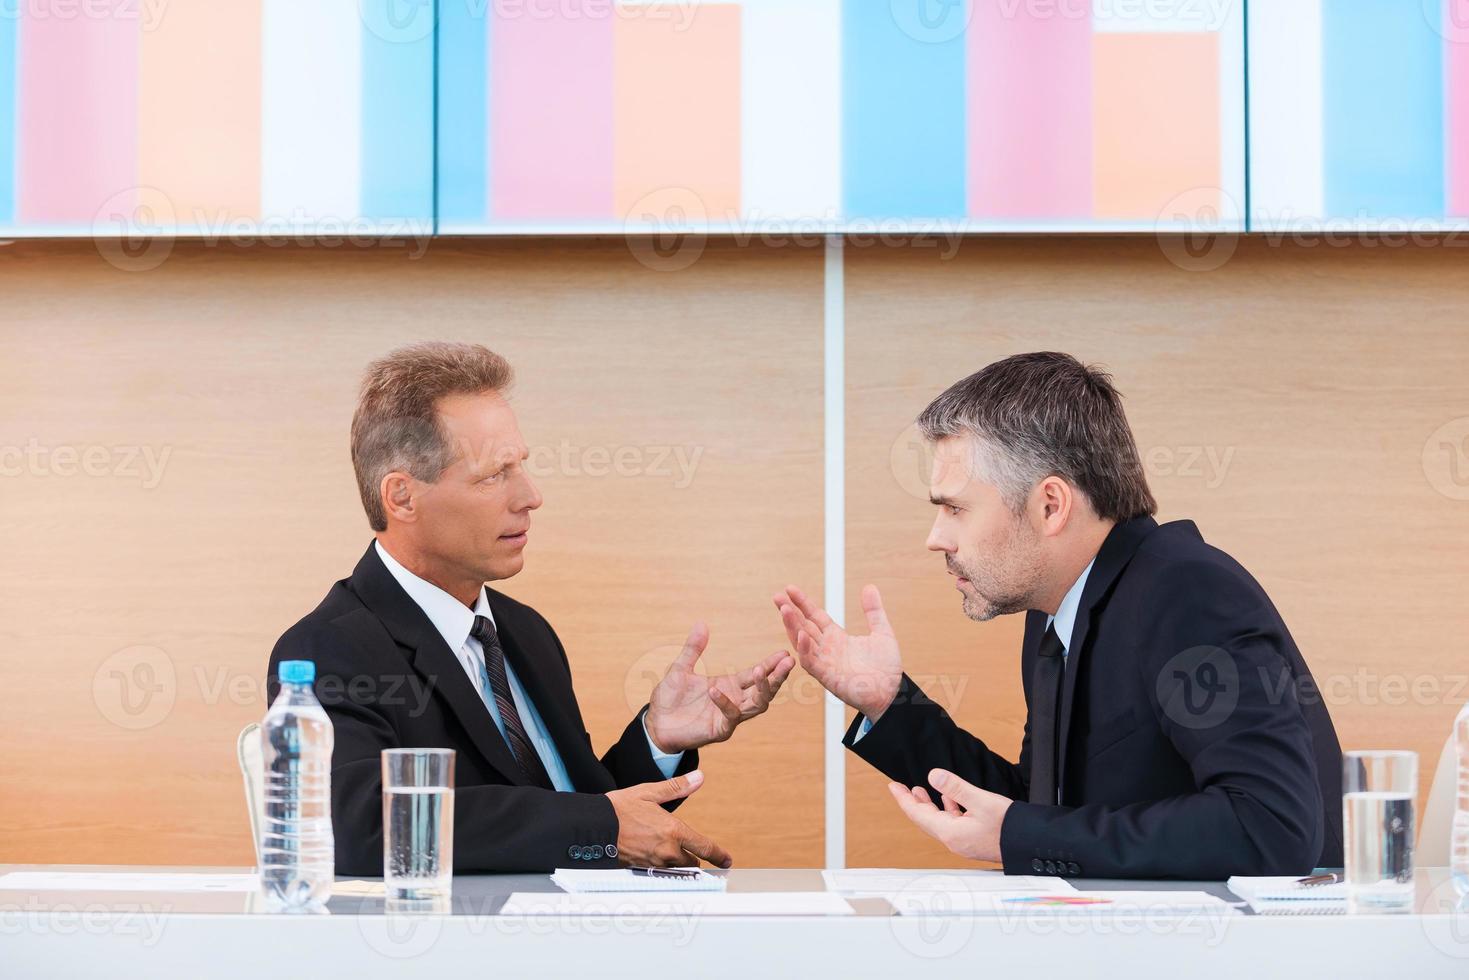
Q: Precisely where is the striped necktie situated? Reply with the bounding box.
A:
[469,615,554,790]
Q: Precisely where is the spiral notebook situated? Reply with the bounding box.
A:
[1226,876,1347,915]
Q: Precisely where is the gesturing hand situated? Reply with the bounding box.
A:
[772,584,903,722]
[644,623,795,754]
[887,769,1013,864]
[606,770,733,868]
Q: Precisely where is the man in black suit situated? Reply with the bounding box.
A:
[270,342,793,875]
[776,352,1343,880]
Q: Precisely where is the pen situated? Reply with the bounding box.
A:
[631,867,701,879]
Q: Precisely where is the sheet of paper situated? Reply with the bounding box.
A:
[0,872,258,892]
[822,868,1075,895]
[890,889,1239,916]
[550,868,726,892]
[332,879,387,897]
[501,891,853,917]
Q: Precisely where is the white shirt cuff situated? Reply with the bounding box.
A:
[853,716,874,743]
[641,712,685,779]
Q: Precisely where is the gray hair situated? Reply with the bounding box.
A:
[916,352,1156,522]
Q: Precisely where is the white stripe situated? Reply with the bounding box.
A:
[740,0,842,223]
[823,233,845,871]
[1216,0,1246,228]
[1247,0,1325,227]
[1092,0,1234,32]
[261,0,362,225]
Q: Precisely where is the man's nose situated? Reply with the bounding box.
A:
[517,472,544,512]
[926,518,954,554]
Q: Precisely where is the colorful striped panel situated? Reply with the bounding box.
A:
[0,0,432,236]
[1252,0,1466,227]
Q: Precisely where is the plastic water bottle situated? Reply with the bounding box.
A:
[260,660,334,910]
[1454,700,1469,896]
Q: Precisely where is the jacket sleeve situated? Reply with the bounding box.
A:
[998,561,1326,880]
[845,673,1030,801]
[268,619,621,876]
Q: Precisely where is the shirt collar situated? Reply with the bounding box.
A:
[374,540,495,654]
[1046,557,1095,654]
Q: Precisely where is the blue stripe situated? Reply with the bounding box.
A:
[0,4,16,226]
[436,0,488,226]
[1322,0,1445,220]
[360,2,436,224]
[842,0,967,221]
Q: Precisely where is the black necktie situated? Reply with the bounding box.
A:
[469,615,554,790]
[1028,625,1066,805]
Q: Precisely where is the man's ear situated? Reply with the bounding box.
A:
[1036,475,1073,537]
[380,471,418,524]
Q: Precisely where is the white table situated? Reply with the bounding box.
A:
[3,865,1466,978]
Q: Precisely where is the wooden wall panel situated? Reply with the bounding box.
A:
[0,238,825,868]
[845,237,1469,867]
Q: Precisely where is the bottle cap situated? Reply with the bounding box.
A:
[278,660,316,685]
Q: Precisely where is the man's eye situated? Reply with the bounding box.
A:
[946,505,962,516]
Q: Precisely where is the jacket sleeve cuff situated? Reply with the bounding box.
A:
[999,801,1086,879]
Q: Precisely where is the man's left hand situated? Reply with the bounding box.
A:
[887,769,1014,863]
[645,623,795,754]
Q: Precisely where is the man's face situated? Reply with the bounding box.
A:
[411,391,542,583]
[924,436,1044,622]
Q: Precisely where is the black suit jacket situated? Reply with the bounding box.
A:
[267,543,696,875]
[847,516,1344,880]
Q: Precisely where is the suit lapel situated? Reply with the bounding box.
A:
[486,590,606,792]
[1055,516,1160,798]
[347,544,529,786]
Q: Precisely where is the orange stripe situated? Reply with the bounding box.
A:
[138,0,262,227]
[613,6,741,222]
[1092,32,1219,222]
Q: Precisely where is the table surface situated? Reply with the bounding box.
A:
[3,864,1467,978]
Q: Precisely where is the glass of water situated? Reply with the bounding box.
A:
[381,748,455,902]
[1343,749,1416,913]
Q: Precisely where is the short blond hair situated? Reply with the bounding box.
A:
[350,342,514,531]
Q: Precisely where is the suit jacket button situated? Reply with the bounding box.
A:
[1031,859,1044,873]
[1068,863,1080,875]
[1044,861,1056,874]
[606,844,619,860]
[569,846,583,860]
[591,845,605,859]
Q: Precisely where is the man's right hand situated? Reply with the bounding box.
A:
[773,584,903,723]
[605,770,732,869]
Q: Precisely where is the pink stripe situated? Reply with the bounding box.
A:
[1449,4,1469,217]
[967,1,1092,220]
[490,0,614,220]
[19,4,138,225]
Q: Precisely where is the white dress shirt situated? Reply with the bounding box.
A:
[374,541,682,788]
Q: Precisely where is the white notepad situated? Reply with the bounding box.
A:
[549,868,727,893]
[891,890,1239,916]
[823,868,1076,896]
[0,872,259,893]
[503,891,853,916]
[1226,876,1347,915]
